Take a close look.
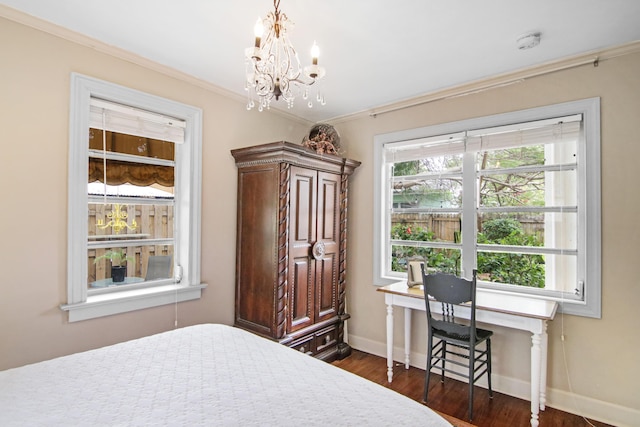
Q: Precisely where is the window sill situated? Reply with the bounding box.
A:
[60,283,207,322]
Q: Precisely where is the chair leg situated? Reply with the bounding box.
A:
[468,346,475,421]
[424,334,433,402]
[487,338,493,398]
[467,347,475,421]
[440,340,446,383]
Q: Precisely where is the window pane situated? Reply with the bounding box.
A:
[478,212,576,251]
[89,244,174,288]
[89,128,175,161]
[479,139,577,170]
[479,145,544,170]
[477,250,545,288]
[393,156,463,206]
[478,140,577,209]
[479,170,545,208]
[479,169,576,208]
[477,251,576,292]
[89,159,174,187]
[476,138,578,290]
[393,154,463,176]
[391,244,461,275]
[392,177,462,209]
[544,169,577,206]
[542,253,577,293]
[89,202,174,240]
[391,213,460,244]
[392,160,423,177]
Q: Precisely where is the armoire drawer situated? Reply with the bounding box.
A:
[315,326,337,354]
[289,335,315,356]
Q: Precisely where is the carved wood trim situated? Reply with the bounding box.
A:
[231,141,360,175]
[275,162,290,339]
[337,173,349,344]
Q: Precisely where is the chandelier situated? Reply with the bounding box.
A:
[245,0,326,111]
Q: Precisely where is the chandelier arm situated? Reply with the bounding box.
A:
[290,77,317,86]
[278,34,301,80]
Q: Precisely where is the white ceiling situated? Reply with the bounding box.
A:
[3,0,640,123]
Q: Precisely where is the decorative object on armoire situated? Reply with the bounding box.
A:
[244,0,326,111]
[301,123,341,155]
[231,141,360,361]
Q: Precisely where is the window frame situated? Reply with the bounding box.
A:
[62,73,206,322]
[373,98,601,318]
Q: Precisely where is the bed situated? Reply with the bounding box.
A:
[0,324,452,426]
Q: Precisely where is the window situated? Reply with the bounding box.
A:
[374,98,600,317]
[62,73,205,322]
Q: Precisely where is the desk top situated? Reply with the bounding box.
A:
[378,281,558,321]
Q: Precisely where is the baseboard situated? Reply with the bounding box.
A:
[347,334,639,427]
[545,388,640,427]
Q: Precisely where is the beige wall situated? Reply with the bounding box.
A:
[335,50,640,425]
[0,16,310,369]
[2,10,639,426]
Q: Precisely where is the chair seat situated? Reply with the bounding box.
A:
[432,327,493,346]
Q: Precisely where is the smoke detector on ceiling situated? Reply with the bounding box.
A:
[516,32,541,50]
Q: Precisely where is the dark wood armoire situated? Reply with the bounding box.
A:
[231,141,360,361]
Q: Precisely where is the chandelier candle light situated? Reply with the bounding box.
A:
[245,0,326,111]
[96,204,137,234]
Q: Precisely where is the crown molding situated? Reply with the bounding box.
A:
[0,4,313,126]
[329,40,640,123]
[0,5,234,100]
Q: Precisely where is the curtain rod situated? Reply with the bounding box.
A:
[369,57,599,118]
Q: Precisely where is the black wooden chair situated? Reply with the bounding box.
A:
[421,265,493,421]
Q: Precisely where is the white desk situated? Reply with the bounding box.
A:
[377,281,557,427]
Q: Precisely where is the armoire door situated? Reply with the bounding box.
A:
[288,166,317,333]
[314,171,340,323]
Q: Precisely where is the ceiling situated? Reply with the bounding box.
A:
[3,0,640,123]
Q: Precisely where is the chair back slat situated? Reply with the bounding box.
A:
[420,265,478,340]
[441,302,453,322]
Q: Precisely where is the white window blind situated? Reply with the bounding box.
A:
[384,115,581,163]
[90,98,186,144]
[383,132,466,163]
[469,114,581,152]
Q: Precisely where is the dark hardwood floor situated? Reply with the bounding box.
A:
[332,350,614,427]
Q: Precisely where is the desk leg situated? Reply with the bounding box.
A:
[404,308,412,369]
[539,322,549,411]
[530,332,542,427]
[386,303,394,383]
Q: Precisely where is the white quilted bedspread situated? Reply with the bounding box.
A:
[0,324,451,426]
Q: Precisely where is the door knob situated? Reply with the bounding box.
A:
[311,241,325,260]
